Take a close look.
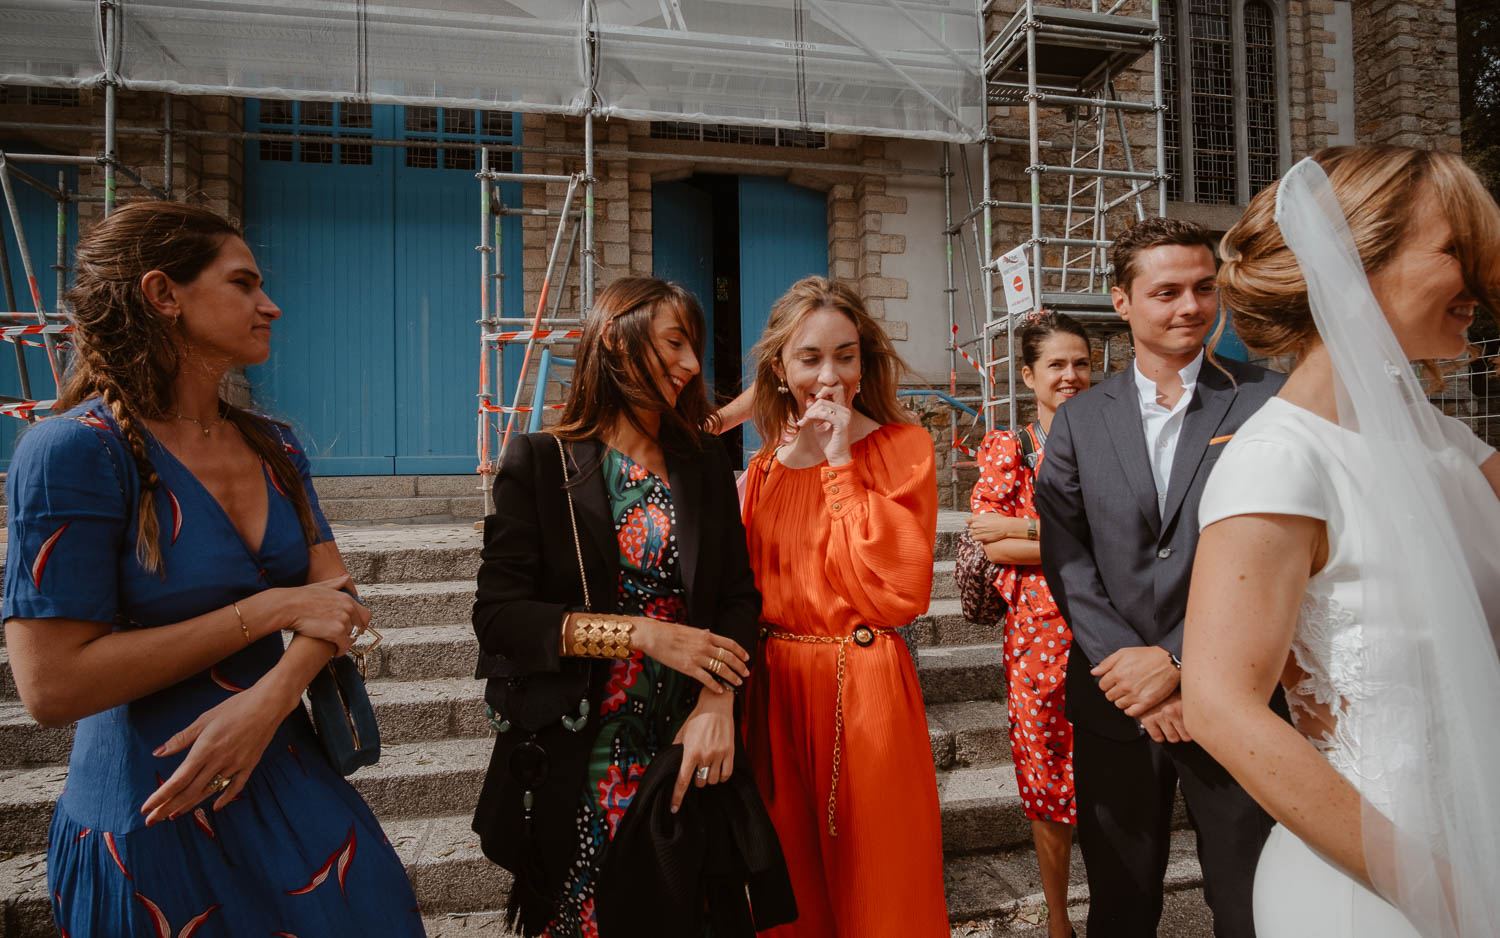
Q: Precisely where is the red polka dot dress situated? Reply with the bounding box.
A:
[970,428,1076,825]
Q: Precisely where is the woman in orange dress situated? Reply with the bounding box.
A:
[968,312,1091,938]
[739,276,946,937]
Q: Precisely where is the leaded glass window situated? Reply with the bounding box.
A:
[1245,2,1280,194]
[1159,1,1283,205]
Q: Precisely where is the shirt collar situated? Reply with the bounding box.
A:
[1133,350,1205,408]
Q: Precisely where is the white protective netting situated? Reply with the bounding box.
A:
[0,0,983,141]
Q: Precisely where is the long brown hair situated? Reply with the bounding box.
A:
[748,276,914,460]
[1220,145,1500,361]
[57,200,320,574]
[550,276,709,452]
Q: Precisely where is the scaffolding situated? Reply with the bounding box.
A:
[0,0,1170,507]
[942,0,1164,435]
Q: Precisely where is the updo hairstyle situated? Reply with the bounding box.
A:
[1219,146,1500,361]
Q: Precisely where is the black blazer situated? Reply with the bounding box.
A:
[1035,357,1285,740]
[470,432,761,924]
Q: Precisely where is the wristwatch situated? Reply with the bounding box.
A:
[1025,518,1039,541]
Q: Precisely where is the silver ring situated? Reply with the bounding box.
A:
[695,766,710,781]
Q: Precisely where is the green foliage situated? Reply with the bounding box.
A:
[1459,0,1500,199]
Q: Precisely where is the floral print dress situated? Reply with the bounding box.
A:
[971,427,1076,825]
[543,449,699,937]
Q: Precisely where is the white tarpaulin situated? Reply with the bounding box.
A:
[0,0,983,141]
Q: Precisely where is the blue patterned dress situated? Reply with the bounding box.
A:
[2,399,424,937]
[542,448,699,938]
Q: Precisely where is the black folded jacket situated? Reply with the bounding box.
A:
[595,744,798,938]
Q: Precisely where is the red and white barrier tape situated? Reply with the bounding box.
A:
[478,401,565,415]
[0,324,72,336]
[483,329,583,344]
[0,399,56,419]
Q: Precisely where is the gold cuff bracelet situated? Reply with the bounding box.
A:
[567,613,636,660]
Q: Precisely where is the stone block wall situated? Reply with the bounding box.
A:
[1352,0,1462,150]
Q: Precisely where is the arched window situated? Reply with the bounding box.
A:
[1161,0,1284,204]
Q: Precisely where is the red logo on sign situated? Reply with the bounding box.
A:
[1012,276,1024,292]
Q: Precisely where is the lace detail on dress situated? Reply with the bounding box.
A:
[1284,593,1406,811]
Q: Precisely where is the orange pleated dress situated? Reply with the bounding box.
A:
[741,422,948,938]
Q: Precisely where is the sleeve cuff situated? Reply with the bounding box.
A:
[821,463,866,518]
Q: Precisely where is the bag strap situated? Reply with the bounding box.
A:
[556,436,592,612]
[1019,422,1044,470]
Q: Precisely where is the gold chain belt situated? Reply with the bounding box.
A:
[761,624,889,837]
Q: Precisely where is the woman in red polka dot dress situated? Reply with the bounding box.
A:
[968,312,1092,938]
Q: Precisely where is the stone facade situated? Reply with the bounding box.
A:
[0,0,1467,506]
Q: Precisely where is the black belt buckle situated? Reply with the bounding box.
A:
[852,625,875,647]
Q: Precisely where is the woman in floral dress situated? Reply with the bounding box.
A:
[968,312,1092,938]
[471,277,765,935]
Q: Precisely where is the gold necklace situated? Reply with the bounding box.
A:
[174,410,226,437]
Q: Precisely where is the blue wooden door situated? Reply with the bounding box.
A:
[651,181,716,390]
[0,157,76,471]
[244,102,521,474]
[737,176,828,454]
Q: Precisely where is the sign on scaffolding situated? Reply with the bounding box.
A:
[996,246,1034,317]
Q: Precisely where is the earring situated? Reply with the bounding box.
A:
[855,381,862,395]
[777,383,789,393]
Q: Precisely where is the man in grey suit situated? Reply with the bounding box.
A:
[1035,218,1285,937]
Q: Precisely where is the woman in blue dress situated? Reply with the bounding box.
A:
[2,201,425,936]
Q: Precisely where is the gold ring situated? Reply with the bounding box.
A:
[707,657,722,675]
[207,773,232,794]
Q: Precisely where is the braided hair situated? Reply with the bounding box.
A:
[56,201,320,574]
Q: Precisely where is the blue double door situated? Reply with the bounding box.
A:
[651,174,828,461]
[243,101,523,474]
[0,156,77,471]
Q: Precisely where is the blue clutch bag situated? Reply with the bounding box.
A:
[307,631,382,775]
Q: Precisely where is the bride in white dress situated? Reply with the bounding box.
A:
[1182,146,1500,938]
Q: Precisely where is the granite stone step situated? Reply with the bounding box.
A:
[371,623,482,681]
[413,833,1208,938]
[361,581,476,628]
[320,496,487,526]
[933,558,958,600]
[0,700,71,767]
[335,523,482,585]
[314,476,484,501]
[0,698,1019,855]
[918,642,1008,705]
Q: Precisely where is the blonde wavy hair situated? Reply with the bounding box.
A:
[748,276,914,460]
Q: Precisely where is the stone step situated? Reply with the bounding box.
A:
[918,642,1008,705]
[361,581,475,628]
[914,598,1008,648]
[314,476,485,501]
[320,496,487,526]
[0,823,1209,938]
[0,675,490,772]
[412,833,1208,937]
[336,524,482,585]
[0,700,71,767]
[933,558,958,599]
[0,698,1017,855]
[371,623,481,681]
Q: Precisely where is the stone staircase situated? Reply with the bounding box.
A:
[0,509,1211,938]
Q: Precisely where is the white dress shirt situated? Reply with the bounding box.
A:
[1133,351,1204,517]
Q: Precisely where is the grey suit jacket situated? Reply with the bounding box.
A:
[1035,356,1286,739]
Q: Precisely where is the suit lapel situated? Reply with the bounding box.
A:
[667,450,703,603]
[1160,363,1237,529]
[1102,378,1162,539]
[564,438,619,605]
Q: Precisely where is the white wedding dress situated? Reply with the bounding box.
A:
[1198,396,1497,938]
